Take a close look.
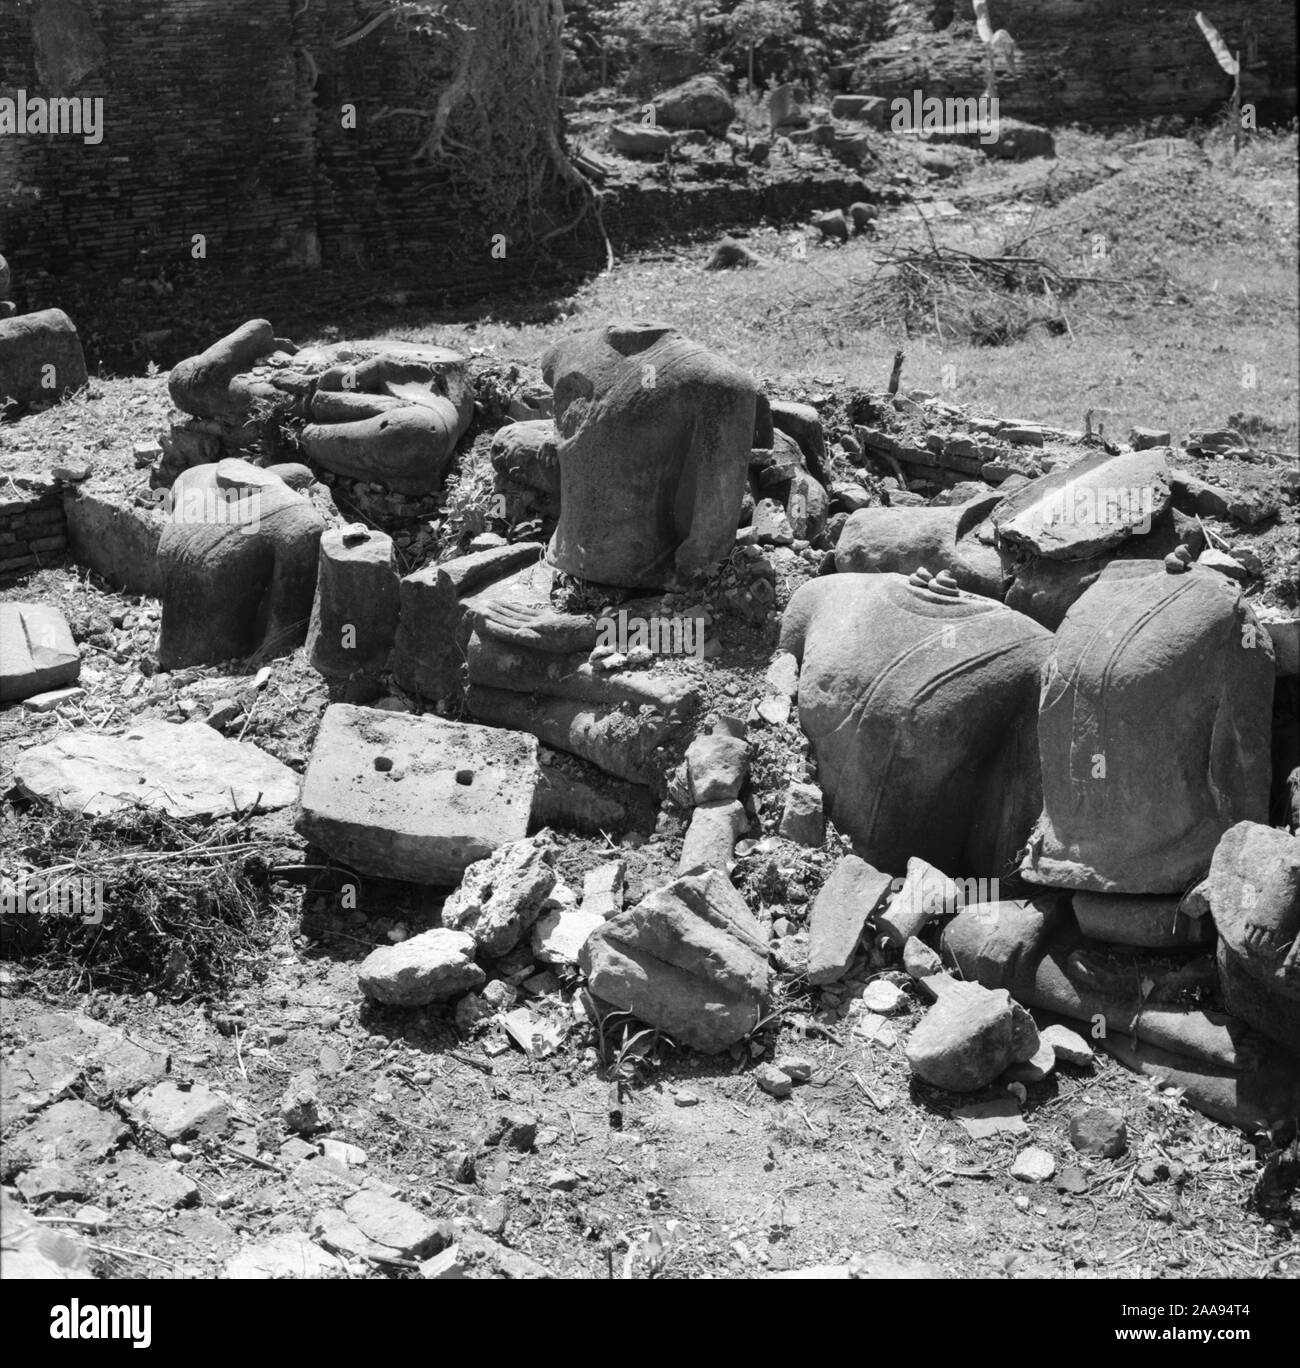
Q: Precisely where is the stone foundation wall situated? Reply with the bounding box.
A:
[0,478,68,583]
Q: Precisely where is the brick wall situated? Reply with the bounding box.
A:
[0,477,68,582]
[0,0,586,315]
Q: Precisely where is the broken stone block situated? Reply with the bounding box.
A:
[109,1151,199,1210]
[653,74,736,136]
[0,308,88,413]
[358,929,485,1006]
[134,1081,230,1142]
[834,495,1004,598]
[3,1098,127,1179]
[1129,426,1171,449]
[388,542,545,703]
[903,936,944,981]
[993,448,1171,562]
[530,899,604,966]
[1205,821,1300,1054]
[21,686,85,713]
[780,572,1050,877]
[223,1232,343,1279]
[280,1071,332,1136]
[581,861,626,919]
[296,704,538,885]
[1069,1107,1127,1157]
[903,977,1036,1092]
[14,720,298,818]
[876,857,962,949]
[755,1062,793,1097]
[679,799,747,875]
[685,732,749,804]
[1041,1024,1094,1067]
[1023,562,1273,895]
[340,1190,445,1260]
[581,868,769,1054]
[157,460,326,669]
[0,603,79,703]
[753,497,794,547]
[779,781,824,846]
[305,525,400,680]
[441,835,557,958]
[1070,891,1213,950]
[1009,1147,1056,1183]
[807,855,891,986]
[609,121,676,157]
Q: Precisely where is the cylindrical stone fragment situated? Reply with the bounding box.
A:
[306,525,399,680]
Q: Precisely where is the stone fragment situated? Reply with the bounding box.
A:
[1069,1107,1128,1158]
[357,929,484,1007]
[341,1190,444,1260]
[319,1139,367,1169]
[305,526,400,680]
[1071,891,1212,949]
[807,855,891,986]
[755,1063,793,1097]
[15,720,297,819]
[134,1081,230,1141]
[1040,1024,1094,1067]
[110,1151,199,1209]
[753,498,794,547]
[487,1109,538,1151]
[862,980,907,1015]
[0,307,88,412]
[1198,548,1247,581]
[22,687,85,713]
[903,936,944,980]
[223,1233,343,1279]
[776,1056,813,1082]
[441,835,556,957]
[1005,1038,1056,1083]
[653,75,736,135]
[834,495,1004,598]
[992,447,1170,560]
[1205,821,1300,1053]
[685,733,749,804]
[1010,1147,1056,1183]
[609,122,675,157]
[779,781,824,846]
[903,978,1034,1092]
[296,704,539,885]
[581,862,626,919]
[531,899,604,966]
[678,799,747,875]
[876,857,962,948]
[280,1071,332,1135]
[1129,426,1171,449]
[0,603,79,702]
[580,869,769,1054]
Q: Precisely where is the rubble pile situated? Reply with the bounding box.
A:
[2,306,1297,1278]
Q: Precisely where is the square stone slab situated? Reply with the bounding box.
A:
[0,602,80,702]
[296,703,539,885]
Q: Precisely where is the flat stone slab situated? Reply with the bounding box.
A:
[14,720,299,818]
[0,602,80,703]
[4,1099,128,1176]
[297,703,540,884]
[993,448,1171,560]
[223,1232,344,1279]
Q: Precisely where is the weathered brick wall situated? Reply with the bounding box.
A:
[856,1,1297,127]
[0,0,586,314]
[0,477,68,582]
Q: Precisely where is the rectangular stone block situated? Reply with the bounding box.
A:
[296,703,540,885]
[0,602,80,702]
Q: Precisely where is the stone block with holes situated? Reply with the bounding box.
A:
[295,703,540,885]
